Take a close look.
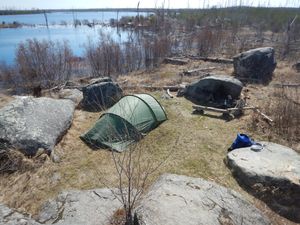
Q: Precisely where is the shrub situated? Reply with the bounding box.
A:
[0,62,18,89]
[16,39,73,90]
[85,33,122,77]
[267,87,300,143]
[85,31,172,77]
[252,87,300,147]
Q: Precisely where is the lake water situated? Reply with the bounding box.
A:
[0,11,147,65]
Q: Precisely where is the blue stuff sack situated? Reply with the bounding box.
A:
[229,133,256,151]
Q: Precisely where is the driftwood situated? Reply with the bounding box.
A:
[163,57,189,65]
[166,89,174,98]
[183,67,215,76]
[273,83,300,88]
[186,55,233,64]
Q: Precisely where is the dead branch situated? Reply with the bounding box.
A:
[183,67,215,76]
[166,89,174,98]
[254,109,274,123]
[273,83,300,88]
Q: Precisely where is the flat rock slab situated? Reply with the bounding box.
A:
[37,188,122,225]
[0,203,41,225]
[227,142,300,222]
[0,96,75,155]
[136,173,270,225]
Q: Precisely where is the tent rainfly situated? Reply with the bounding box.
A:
[80,94,167,152]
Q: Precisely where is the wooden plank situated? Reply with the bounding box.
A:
[193,104,272,123]
[192,105,228,113]
[193,105,258,113]
[227,106,257,111]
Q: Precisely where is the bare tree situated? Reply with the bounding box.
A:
[110,141,174,225]
[282,15,298,58]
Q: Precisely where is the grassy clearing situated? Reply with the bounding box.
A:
[0,61,298,225]
[0,90,254,217]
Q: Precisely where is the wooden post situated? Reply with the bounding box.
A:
[43,10,49,29]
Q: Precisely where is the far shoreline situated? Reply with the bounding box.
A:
[1,6,299,16]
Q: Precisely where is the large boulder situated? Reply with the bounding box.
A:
[58,88,83,107]
[233,47,276,82]
[136,174,270,225]
[37,188,122,225]
[292,62,300,72]
[0,203,41,225]
[178,75,243,107]
[81,80,123,111]
[0,97,75,155]
[227,142,300,222]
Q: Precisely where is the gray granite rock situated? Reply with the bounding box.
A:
[233,47,276,82]
[136,173,270,225]
[58,89,83,106]
[0,97,75,155]
[81,81,122,111]
[37,188,122,225]
[227,142,300,222]
[178,75,243,107]
[292,62,300,72]
[0,203,41,225]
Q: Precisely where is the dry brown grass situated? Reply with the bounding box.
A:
[117,60,233,89]
[0,93,14,109]
[0,60,297,225]
[246,62,300,152]
[273,61,300,84]
[0,149,44,174]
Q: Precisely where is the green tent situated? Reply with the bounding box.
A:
[80,94,167,152]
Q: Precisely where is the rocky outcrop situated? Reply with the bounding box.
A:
[227,142,300,222]
[81,79,123,111]
[136,173,270,225]
[1,174,272,225]
[178,75,243,107]
[0,203,41,225]
[37,188,121,225]
[58,89,83,107]
[233,47,276,83]
[0,97,75,155]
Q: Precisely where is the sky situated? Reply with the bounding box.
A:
[0,0,299,10]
